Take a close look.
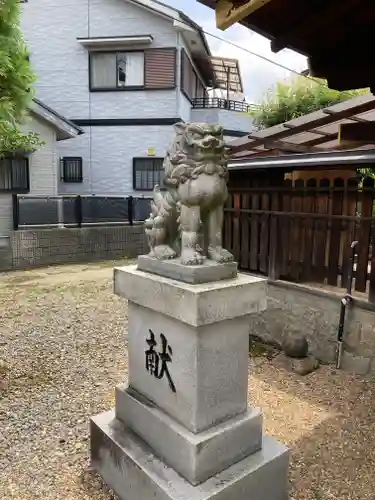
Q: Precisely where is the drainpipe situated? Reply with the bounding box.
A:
[57,196,64,228]
[226,65,231,109]
[176,32,182,120]
[88,0,93,193]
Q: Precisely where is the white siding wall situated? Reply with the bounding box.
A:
[179,93,193,123]
[58,125,174,195]
[216,109,253,133]
[21,0,90,120]
[25,115,59,196]
[21,0,251,196]
[191,107,253,134]
[21,0,179,120]
[89,0,177,46]
[177,34,205,122]
[21,0,182,195]
[0,116,59,239]
[57,128,92,194]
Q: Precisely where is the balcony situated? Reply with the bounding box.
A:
[191,97,253,113]
[190,97,255,136]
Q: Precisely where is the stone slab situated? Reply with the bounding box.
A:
[115,386,263,485]
[127,302,250,432]
[91,411,290,500]
[340,351,371,375]
[114,265,267,326]
[137,255,238,284]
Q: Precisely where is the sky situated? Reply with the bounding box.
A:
[161,0,307,103]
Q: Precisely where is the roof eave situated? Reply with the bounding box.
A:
[30,99,84,140]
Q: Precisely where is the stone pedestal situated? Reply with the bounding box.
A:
[90,263,289,500]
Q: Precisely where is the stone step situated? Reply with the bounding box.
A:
[116,385,263,485]
[91,410,289,500]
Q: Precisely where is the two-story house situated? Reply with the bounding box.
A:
[21,0,253,196]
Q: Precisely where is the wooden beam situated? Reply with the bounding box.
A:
[230,139,323,155]
[271,0,362,52]
[216,0,273,31]
[338,122,375,145]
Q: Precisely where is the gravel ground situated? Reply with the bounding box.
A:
[1,261,375,500]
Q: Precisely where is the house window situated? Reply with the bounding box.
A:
[90,51,144,90]
[0,157,29,192]
[61,157,83,183]
[181,49,207,102]
[133,157,164,191]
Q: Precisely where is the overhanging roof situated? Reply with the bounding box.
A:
[230,94,375,158]
[77,35,153,50]
[197,0,375,92]
[229,149,375,171]
[210,56,243,93]
[131,0,212,57]
[31,99,84,141]
[127,0,215,86]
[191,55,244,92]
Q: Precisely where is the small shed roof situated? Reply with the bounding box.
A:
[30,99,84,141]
[229,94,375,158]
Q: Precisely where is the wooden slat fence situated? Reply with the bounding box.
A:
[224,176,375,303]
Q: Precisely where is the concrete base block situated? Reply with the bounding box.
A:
[115,386,263,485]
[340,351,371,375]
[114,265,267,327]
[91,411,290,500]
[137,255,238,284]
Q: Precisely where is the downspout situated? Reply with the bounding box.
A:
[176,32,182,120]
[88,0,93,193]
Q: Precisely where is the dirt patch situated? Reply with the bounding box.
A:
[1,260,375,500]
[0,259,134,289]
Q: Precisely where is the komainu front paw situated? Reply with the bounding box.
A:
[207,245,234,263]
[153,245,177,260]
[181,248,204,265]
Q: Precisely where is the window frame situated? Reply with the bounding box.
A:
[132,157,165,191]
[180,49,207,103]
[89,50,145,92]
[61,157,83,183]
[0,156,29,193]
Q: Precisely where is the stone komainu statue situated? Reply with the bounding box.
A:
[145,122,234,266]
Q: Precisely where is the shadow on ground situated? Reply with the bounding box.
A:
[252,358,375,500]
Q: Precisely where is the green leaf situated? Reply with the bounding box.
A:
[250,76,369,130]
[0,0,41,154]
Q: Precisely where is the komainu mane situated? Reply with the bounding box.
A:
[145,122,234,266]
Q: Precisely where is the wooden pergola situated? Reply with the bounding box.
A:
[229,94,375,157]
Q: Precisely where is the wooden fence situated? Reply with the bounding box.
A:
[224,176,375,303]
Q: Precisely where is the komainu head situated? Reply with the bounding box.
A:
[163,122,229,187]
[172,122,227,163]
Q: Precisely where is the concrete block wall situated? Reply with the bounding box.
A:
[249,280,375,375]
[10,225,148,269]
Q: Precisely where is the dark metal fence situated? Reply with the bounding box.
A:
[13,195,152,229]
